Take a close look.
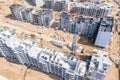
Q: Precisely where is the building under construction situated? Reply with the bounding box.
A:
[59,12,101,38]
[9,4,54,28]
[95,17,114,48]
[59,12,73,32]
[59,12,114,47]
[0,30,112,80]
[76,16,101,38]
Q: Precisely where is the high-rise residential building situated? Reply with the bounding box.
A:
[44,0,55,9]
[22,8,34,23]
[86,49,112,80]
[72,2,114,17]
[90,0,100,3]
[76,16,100,38]
[54,1,66,11]
[95,17,114,48]
[9,4,54,28]
[9,4,26,21]
[44,0,69,11]
[0,30,112,80]
[27,0,44,6]
[59,12,101,38]
[59,12,73,31]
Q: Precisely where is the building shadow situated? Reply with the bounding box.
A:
[78,36,95,47]
[5,14,16,20]
[49,73,63,80]
[78,54,87,61]
[51,22,59,29]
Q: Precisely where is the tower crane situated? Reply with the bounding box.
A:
[71,21,78,55]
[71,9,80,56]
[63,4,80,56]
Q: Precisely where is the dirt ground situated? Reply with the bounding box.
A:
[0,58,62,80]
[0,0,119,80]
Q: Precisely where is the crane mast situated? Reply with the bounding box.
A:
[72,21,77,55]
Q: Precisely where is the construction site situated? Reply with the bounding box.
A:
[0,0,119,80]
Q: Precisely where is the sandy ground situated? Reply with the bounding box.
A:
[0,58,62,80]
[0,0,119,80]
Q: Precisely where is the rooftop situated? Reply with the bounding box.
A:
[100,17,114,32]
[87,49,112,80]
